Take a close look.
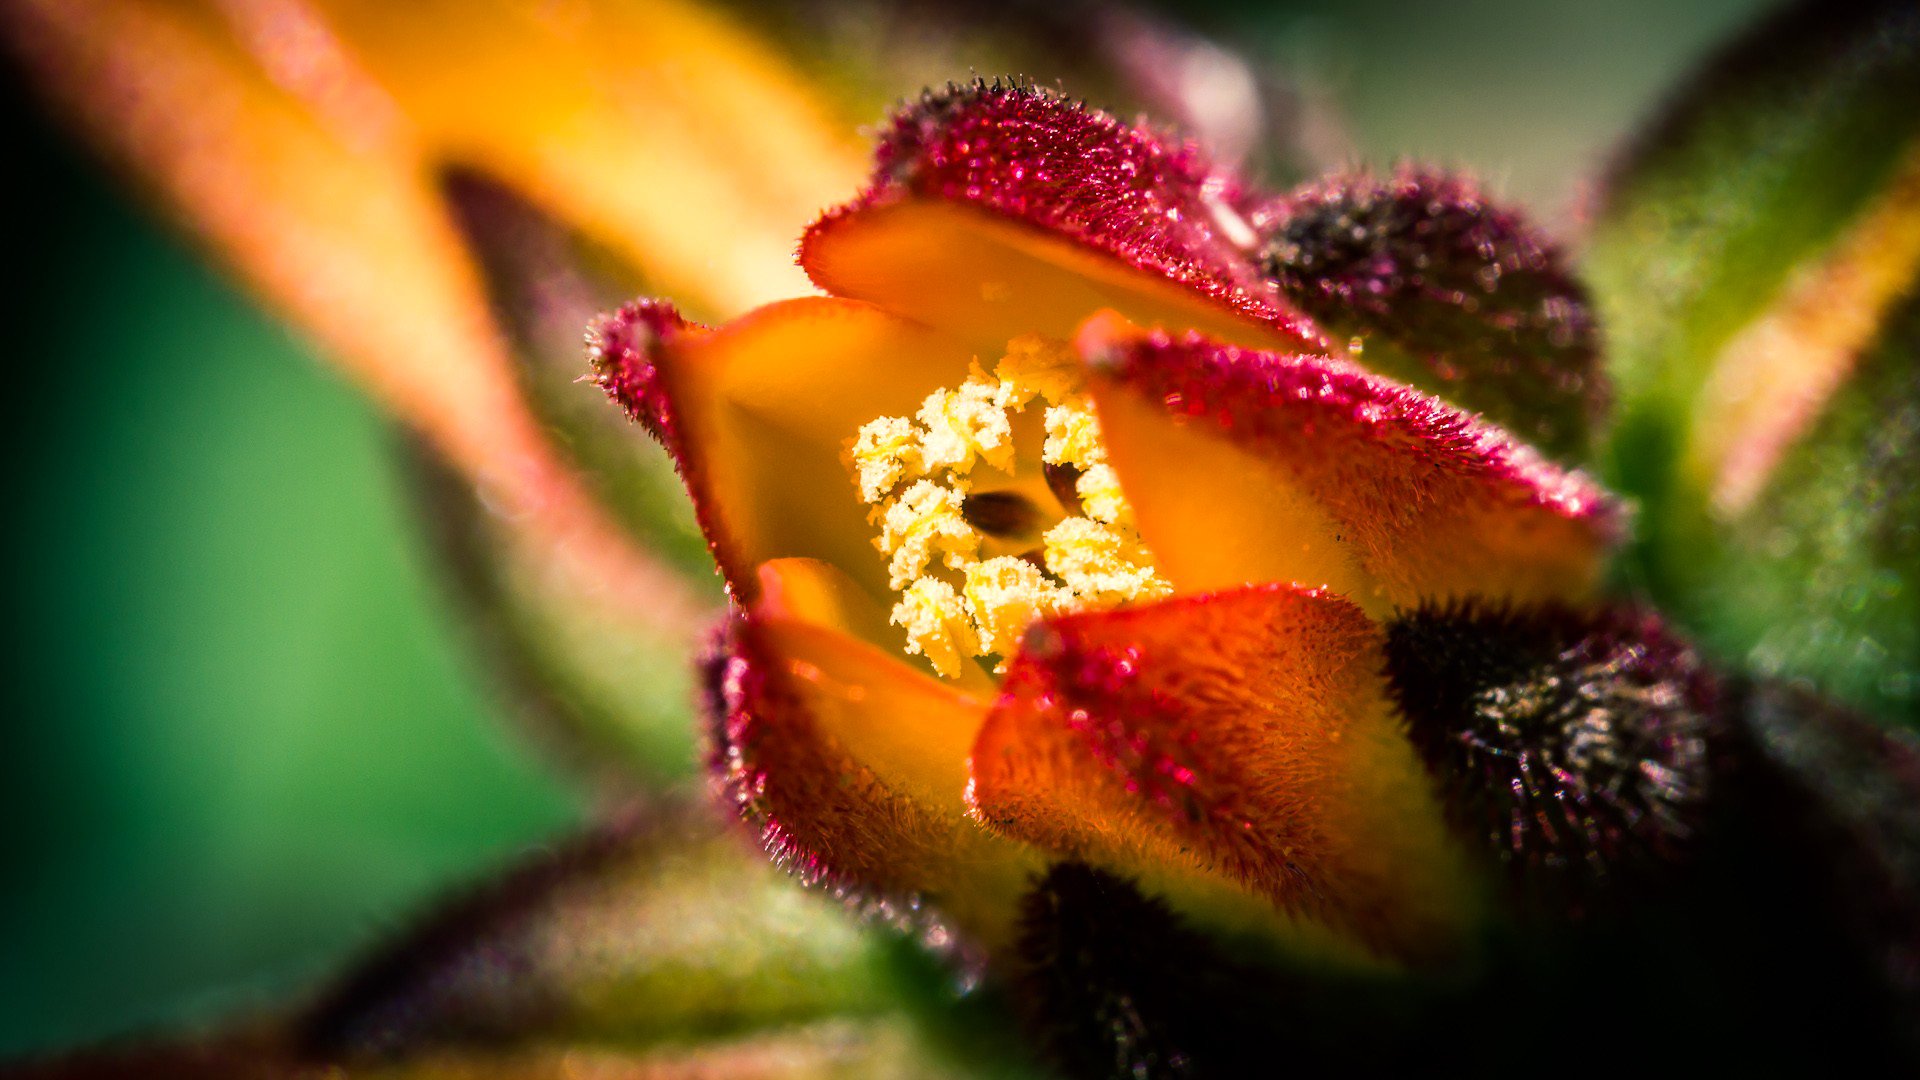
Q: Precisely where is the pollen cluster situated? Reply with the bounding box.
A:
[850,336,1170,679]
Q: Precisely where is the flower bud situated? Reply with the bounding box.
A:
[1259,170,1602,458]
[1383,601,1726,915]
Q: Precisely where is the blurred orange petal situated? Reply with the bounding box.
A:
[4,0,868,655]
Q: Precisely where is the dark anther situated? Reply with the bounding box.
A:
[963,490,1047,539]
[1043,462,1085,516]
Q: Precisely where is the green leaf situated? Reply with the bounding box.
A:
[297,802,903,1055]
[1680,293,1920,720]
[1590,0,1920,443]
[6,1019,1020,1079]
[404,436,705,788]
[401,170,739,788]
[5,804,1050,1078]
[1587,0,1920,723]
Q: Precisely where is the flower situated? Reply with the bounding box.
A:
[12,0,1920,1075]
[592,81,1624,964]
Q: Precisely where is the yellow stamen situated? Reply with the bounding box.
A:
[1043,517,1172,606]
[850,415,922,502]
[850,337,1168,679]
[916,367,1014,474]
[1043,394,1107,471]
[1075,462,1131,526]
[890,577,980,679]
[966,557,1067,664]
[877,479,978,591]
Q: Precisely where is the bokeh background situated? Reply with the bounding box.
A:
[2,0,1773,1057]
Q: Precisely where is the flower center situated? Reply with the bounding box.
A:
[849,335,1171,680]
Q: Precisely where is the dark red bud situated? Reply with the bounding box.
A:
[1259,170,1602,457]
[1383,600,1724,915]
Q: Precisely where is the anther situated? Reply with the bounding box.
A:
[1044,461,1086,516]
[962,490,1048,539]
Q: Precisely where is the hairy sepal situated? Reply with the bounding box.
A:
[1257,168,1601,458]
[1383,601,1726,917]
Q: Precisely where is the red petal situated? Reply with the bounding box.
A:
[1079,316,1621,615]
[970,585,1479,962]
[587,299,704,452]
[709,562,1035,946]
[801,80,1323,352]
[599,295,971,601]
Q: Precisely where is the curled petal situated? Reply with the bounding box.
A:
[1079,316,1620,615]
[802,80,1324,353]
[614,296,972,601]
[970,584,1478,963]
[587,299,705,453]
[710,561,1037,946]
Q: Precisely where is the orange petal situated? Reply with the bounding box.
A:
[588,299,705,458]
[801,82,1323,355]
[969,584,1479,963]
[310,0,863,314]
[806,201,1306,357]
[753,557,993,695]
[1079,316,1621,617]
[648,297,974,601]
[710,560,1035,944]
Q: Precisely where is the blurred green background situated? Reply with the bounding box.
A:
[2,0,1770,1058]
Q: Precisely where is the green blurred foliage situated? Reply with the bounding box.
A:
[2,0,1774,1060]
[1710,296,1920,717]
[1587,0,1920,723]
[1,101,580,1054]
